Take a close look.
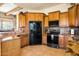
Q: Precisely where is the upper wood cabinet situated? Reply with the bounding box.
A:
[18,12,26,27]
[76,5,79,26]
[27,13,44,21]
[48,11,60,21]
[44,16,48,27]
[68,5,76,26]
[59,12,68,27]
[27,13,35,20]
[68,4,79,26]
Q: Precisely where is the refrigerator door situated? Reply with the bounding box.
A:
[29,22,42,45]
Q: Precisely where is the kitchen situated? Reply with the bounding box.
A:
[0,3,79,56]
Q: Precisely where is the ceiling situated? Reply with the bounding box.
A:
[0,3,70,15]
[0,3,17,12]
[16,3,61,10]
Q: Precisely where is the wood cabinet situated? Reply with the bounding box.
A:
[68,5,77,26]
[27,13,44,21]
[0,41,1,56]
[59,35,68,48]
[18,12,26,27]
[60,12,68,27]
[68,4,79,26]
[42,34,47,45]
[1,39,21,56]
[48,11,60,21]
[76,5,79,26]
[20,34,29,47]
[27,13,35,21]
[44,16,48,27]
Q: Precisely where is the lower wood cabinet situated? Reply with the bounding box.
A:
[59,35,68,48]
[20,34,29,47]
[42,34,47,45]
[0,41,1,56]
[1,39,21,56]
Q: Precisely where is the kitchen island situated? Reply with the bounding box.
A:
[0,40,1,56]
[0,34,21,56]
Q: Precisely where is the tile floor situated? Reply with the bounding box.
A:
[21,45,65,56]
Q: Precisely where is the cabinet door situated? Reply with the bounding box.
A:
[60,12,68,27]
[48,13,53,21]
[68,6,76,26]
[59,35,67,48]
[36,14,43,21]
[0,42,1,56]
[40,14,44,21]
[19,13,25,27]
[77,5,79,26]
[45,16,48,27]
[2,39,20,56]
[28,13,43,21]
[20,35,28,47]
[42,34,47,45]
[49,11,60,21]
[35,14,40,21]
[53,12,59,20]
[28,13,35,21]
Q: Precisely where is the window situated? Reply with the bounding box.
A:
[0,18,15,32]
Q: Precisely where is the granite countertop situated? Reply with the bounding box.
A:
[2,36,19,42]
[0,34,20,42]
[0,32,28,42]
[67,38,79,55]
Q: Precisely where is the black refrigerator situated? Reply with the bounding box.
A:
[29,21,42,45]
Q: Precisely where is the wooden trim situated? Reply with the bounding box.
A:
[19,12,26,16]
[25,12,45,14]
[45,15,48,17]
[68,5,76,10]
[60,12,68,14]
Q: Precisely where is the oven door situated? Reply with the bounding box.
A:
[51,35,59,44]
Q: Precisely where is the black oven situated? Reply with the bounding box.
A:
[47,21,60,48]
